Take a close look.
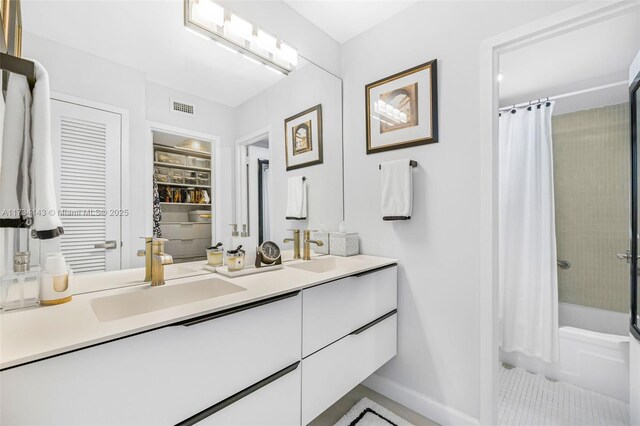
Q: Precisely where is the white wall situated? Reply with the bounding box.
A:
[341,2,574,422]
[233,63,343,246]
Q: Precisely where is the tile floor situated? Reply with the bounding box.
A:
[499,364,630,426]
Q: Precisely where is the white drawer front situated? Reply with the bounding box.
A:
[302,265,397,356]
[1,293,302,426]
[301,312,397,425]
[199,364,301,426]
[161,223,211,240]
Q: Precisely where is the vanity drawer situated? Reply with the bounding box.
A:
[160,223,211,240]
[165,237,211,257]
[302,264,397,356]
[301,312,397,425]
[0,292,302,425]
[195,363,301,426]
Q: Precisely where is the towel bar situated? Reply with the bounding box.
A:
[378,160,418,170]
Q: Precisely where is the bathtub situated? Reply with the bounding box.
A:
[500,302,630,401]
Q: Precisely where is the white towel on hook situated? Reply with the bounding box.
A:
[0,72,32,228]
[380,159,413,220]
[286,176,307,220]
[0,61,63,238]
[31,60,63,238]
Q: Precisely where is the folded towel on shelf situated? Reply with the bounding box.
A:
[380,159,413,221]
[286,176,307,220]
[0,61,63,238]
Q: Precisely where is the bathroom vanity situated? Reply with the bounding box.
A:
[0,255,397,425]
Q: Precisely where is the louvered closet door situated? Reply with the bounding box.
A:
[40,100,122,273]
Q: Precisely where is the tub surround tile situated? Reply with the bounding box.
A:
[553,103,630,313]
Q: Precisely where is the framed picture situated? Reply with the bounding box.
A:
[284,104,323,171]
[365,59,438,154]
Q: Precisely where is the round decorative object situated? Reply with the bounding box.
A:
[257,241,281,265]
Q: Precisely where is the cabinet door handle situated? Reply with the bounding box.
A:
[349,309,397,336]
[176,361,300,426]
[94,240,118,249]
[353,263,397,278]
[175,291,301,327]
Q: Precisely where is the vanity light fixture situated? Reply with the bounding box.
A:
[191,0,224,28]
[264,64,285,76]
[184,0,298,75]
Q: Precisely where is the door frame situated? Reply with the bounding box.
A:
[233,127,272,237]
[257,158,270,245]
[48,91,131,269]
[478,1,639,424]
[145,121,221,247]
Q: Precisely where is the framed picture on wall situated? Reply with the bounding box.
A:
[284,104,323,171]
[365,59,438,154]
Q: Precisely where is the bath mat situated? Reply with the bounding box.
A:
[334,397,414,426]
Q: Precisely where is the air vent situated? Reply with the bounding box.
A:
[170,98,196,117]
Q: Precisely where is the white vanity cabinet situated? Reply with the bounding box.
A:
[0,261,398,426]
[0,293,301,426]
[301,265,398,424]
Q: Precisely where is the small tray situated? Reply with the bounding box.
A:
[203,264,283,277]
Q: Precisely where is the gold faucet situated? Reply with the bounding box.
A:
[137,237,173,286]
[137,237,153,281]
[284,229,301,260]
[303,230,324,261]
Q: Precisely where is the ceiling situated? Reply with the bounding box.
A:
[21,0,291,107]
[499,8,640,114]
[284,0,417,43]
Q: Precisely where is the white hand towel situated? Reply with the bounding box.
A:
[286,176,307,220]
[380,159,413,220]
[0,72,32,227]
[30,61,63,239]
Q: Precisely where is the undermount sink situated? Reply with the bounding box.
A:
[164,263,206,278]
[90,278,245,322]
[287,257,340,273]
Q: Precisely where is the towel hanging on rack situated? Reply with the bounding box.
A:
[380,159,416,221]
[0,59,64,238]
[286,176,307,220]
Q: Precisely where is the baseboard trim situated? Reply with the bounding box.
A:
[362,374,479,426]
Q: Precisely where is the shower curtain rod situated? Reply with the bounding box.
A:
[498,80,628,111]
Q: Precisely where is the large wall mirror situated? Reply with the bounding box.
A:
[632,67,640,341]
[0,0,344,290]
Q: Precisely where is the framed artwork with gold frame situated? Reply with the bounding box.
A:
[284,104,323,171]
[365,59,438,154]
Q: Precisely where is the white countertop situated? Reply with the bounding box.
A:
[0,254,396,370]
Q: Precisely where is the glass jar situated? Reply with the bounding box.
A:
[226,246,245,272]
[1,270,41,311]
[207,247,224,267]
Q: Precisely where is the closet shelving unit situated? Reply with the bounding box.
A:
[153,143,213,263]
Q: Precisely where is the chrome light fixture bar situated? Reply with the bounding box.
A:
[184,0,297,75]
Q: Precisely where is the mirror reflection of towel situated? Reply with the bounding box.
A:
[286,176,307,220]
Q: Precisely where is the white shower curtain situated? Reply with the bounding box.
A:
[499,103,559,363]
